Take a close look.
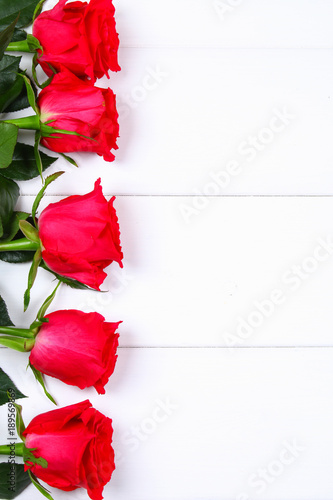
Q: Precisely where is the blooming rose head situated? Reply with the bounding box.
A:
[37,68,119,161]
[22,400,115,500]
[38,178,123,290]
[29,310,120,394]
[33,0,120,81]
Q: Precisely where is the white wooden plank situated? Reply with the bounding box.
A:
[39,0,333,49]
[17,48,333,196]
[1,347,333,499]
[115,0,333,49]
[1,195,333,347]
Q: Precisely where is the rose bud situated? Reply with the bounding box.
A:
[33,0,120,81]
[38,178,123,289]
[37,68,119,161]
[29,310,120,394]
[23,400,115,500]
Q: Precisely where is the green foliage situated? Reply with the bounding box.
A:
[0,368,26,406]
[0,463,31,499]
[0,55,21,94]
[1,71,35,113]
[0,0,42,30]
[0,216,35,264]
[1,142,57,181]
[23,248,42,310]
[0,175,19,239]
[0,294,14,326]
[0,17,19,60]
[32,171,64,224]
[0,123,18,169]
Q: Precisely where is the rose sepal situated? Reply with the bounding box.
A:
[19,219,40,244]
[0,403,50,468]
[36,281,60,320]
[0,291,58,402]
[0,444,53,500]
[32,171,64,223]
[0,172,64,308]
[29,362,56,405]
[14,403,26,440]
[33,0,48,23]
[1,75,90,176]
[3,115,95,140]
[0,442,52,500]
[24,248,42,311]
[40,262,94,290]
[23,449,47,469]
[28,470,54,500]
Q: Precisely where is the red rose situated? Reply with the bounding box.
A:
[37,69,119,162]
[29,310,120,394]
[38,178,123,290]
[33,0,120,81]
[23,400,115,500]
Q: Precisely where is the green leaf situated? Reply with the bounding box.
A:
[28,471,54,500]
[0,249,34,263]
[59,153,79,168]
[1,142,56,181]
[0,74,24,113]
[0,463,31,499]
[0,215,35,263]
[0,0,42,30]
[4,72,35,113]
[0,294,14,326]
[32,171,64,224]
[0,54,21,94]
[3,86,28,112]
[36,282,60,320]
[0,211,29,243]
[24,248,42,311]
[0,16,19,60]
[0,123,18,170]
[0,56,23,114]
[11,29,26,43]
[29,363,56,405]
[0,175,19,237]
[0,368,26,406]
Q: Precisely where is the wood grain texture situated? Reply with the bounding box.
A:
[1,347,333,500]
[1,196,333,348]
[0,1,332,499]
[19,47,333,196]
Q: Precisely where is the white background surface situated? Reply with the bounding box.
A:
[1,1,333,499]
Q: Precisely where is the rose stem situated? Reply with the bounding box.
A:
[0,443,25,456]
[0,238,40,252]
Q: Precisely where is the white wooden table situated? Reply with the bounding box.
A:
[1,1,333,499]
